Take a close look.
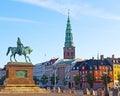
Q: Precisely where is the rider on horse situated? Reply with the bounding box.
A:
[17,37,24,55]
[6,37,32,62]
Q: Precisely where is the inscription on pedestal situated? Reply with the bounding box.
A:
[16,70,27,78]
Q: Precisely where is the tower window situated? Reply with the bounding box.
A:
[67,52,69,56]
[71,52,73,56]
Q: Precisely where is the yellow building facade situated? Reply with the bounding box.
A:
[113,61,120,88]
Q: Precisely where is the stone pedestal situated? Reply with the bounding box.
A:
[0,62,48,93]
[5,62,34,85]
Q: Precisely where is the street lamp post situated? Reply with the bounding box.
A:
[54,69,56,89]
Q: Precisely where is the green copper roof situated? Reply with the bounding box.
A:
[64,13,74,47]
[54,59,75,65]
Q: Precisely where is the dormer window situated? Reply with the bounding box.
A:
[101,62,103,65]
[77,67,79,70]
[82,66,85,70]
[73,67,75,70]
[113,60,115,63]
[90,66,92,70]
[94,66,97,70]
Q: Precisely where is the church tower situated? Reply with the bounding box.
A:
[63,12,75,59]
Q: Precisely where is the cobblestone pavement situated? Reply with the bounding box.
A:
[0,92,83,96]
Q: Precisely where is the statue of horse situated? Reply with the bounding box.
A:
[6,46,32,62]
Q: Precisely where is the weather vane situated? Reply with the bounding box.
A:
[68,9,70,16]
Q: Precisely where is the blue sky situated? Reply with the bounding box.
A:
[0,0,120,67]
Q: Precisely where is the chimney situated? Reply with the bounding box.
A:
[92,57,94,60]
[112,54,115,59]
[100,55,104,61]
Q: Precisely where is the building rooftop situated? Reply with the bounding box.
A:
[53,59,75,66]
[72,59,113,70]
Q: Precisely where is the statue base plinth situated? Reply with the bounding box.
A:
[5,62,34,84]
[0,62,48,93]
[0,84,47,93]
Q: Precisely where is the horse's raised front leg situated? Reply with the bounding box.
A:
[10,55,12,62]
[26,56,31,63]
[24,55,28,62]
[13,54,17,62]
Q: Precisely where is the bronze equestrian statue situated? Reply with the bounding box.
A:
[6,37,32,63]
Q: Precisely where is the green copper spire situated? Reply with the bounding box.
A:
[64,11,74,47]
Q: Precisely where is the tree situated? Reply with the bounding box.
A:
[50,74,59,85]
[0,76,6,85]
[101,74,111,96]
[74,75,81,89]
[86,73,94,88]
[33,76,40,84]
[40,75,48,85]
[63,78,67,86]
[101,74,111,86]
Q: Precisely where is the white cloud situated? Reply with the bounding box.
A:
[12,0,86,18]
[13,0,120,20]
[0,17,41,23]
